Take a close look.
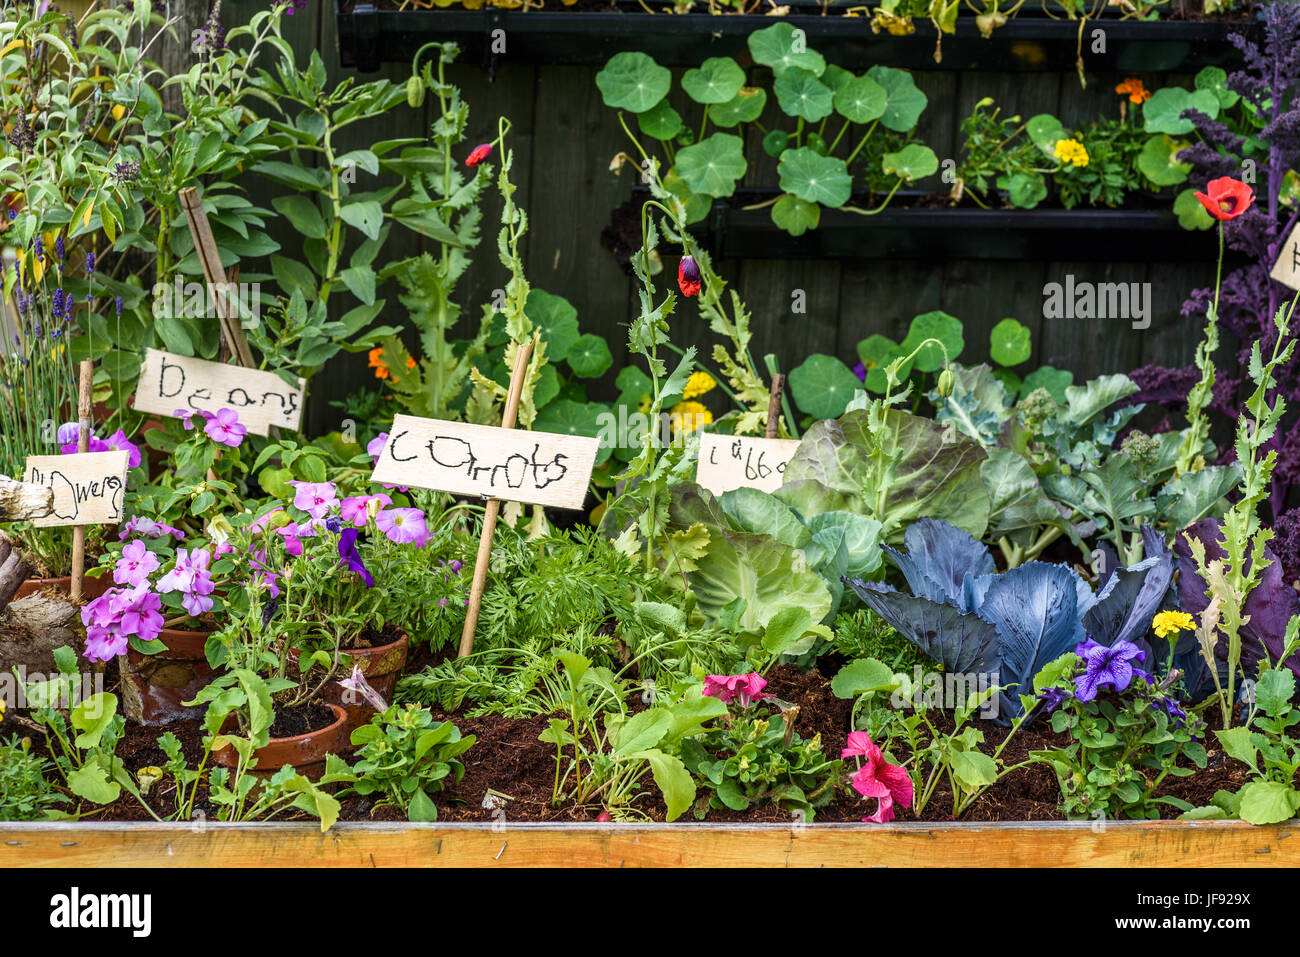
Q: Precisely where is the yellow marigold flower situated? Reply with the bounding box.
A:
[682,371,717,400]
[1053,138,1089,168]
[1115,78,1152,105]
[1152,610,1195,640]
[669,400,712,434]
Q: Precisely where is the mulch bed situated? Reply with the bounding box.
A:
[5,657,1254,826]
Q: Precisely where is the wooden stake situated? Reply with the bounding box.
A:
[178,186,256,368]
[458,338,535,659]
[765,373,786,439]
[70,358,93,601]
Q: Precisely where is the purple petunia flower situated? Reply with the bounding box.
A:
[289,480,339,520]
[366,432,388,461]
[339,493,391,528]
[204,407,247,447]
[1036,685,1071,713]
[61,435,111,455]
[1074,639,1147,702]
[375,507,429,546]
[103,429,142,468]
[338,528,374,589]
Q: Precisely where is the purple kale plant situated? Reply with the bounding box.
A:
[1129,2,1300,517]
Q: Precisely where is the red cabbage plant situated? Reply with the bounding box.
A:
[1128,1,1300,533]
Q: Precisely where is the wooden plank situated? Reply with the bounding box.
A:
[23,452,128,528]
[371,415,599,510]
[0,820,1294,868]
[837,259,943,359]
[1141,261,1206,371]
[133,349,305,435]
[940,258,1049,373]
[1038,262,1148,379]
[740,257,840,380]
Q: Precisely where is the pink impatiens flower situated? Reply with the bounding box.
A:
[375,507,429,545]
[843,732,913,824]
[156,548,216,618]
[289,481,339,520]
[113,540,160,587]
[702,672,772,708]
[204,407,247,447]
[339,493,391,528]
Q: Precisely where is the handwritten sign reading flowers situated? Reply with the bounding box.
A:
[132,348,305,435]
[23,451,129,527]
[369,414,600,510]
[696,434,800,495]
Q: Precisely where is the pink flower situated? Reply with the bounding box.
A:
[702,673,772,708]
[157,548,215,618]
[339,493,391,528]
[118,516,184,541]
[204,408,247,447]
[844,732,913,824]
[61,436,111,454]
[338,664,387,712]
[113,540,159,587]
[80,584,164,662]
[249,506,287,534]
[277,523,306,557]
[175,408,215,431]
[366,433,388,461]
[289,481,339,520]
[103,429,142,468]
[375,507,429,545]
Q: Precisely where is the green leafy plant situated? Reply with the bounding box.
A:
[336,704,475,822]
[0,735,65,821]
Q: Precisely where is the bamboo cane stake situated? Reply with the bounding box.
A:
[70,358,93,601]
[458,337,536,659]
[177,186,256,368]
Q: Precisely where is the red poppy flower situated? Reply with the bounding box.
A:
[465,143,493,167]
[677,255,702,297]
[1194,177,1254,221]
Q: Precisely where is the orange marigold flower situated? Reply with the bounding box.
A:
[367,346,390,380]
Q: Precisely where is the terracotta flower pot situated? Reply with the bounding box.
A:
[213,702,349,781]
[14,575,110,602]
[117,625,217,726]
[289,630,410,738]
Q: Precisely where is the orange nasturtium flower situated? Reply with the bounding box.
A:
[367,346,390,381]
[1115,78,1151,105]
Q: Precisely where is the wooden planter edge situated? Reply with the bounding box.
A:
[1,819,1294,867]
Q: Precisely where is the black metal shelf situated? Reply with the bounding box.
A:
[336,3,1255,73]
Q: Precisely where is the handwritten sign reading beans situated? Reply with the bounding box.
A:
[132,349,305,435]
[369,415,600,510]
[696,434,801,495]
[24,451,129,527]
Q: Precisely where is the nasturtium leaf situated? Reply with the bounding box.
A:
[682,56,746,105]
[1142,87,1220,135]
[1026,113,1067,156]
[525,289,580,362]
[901,310,964,372]
[762,129,789,158]
[1006,171,1047,208]
[676,133,747,198]
[1137,134,1192,187]
[833,75,887,123]
[1237,780,1299,826]
[789,354,864,419]
[709,87,767,127]
[1194,65,1239,111]
[595,51,672,113]
[747,22,826,76]
[637,98,684,140]
[778,147,852,208]
[830,657,897,698]
[663,170,713,225]
[771,193,821,236]
[882,143,938,181]
[819,64,854,93]
[989,317,1031,367]
[1173,187,1215,230]
[1019,364,1073,403]
[533,400,613,466]
[773,67,834,122]
[865,66,927,132]
[567,333,613,378]
[857,334,909,394]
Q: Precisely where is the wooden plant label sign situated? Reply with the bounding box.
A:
[23,452,129,527]
[1271,221,1300,292]
[696,434,801,495]
[370,414,600,510]
[132,348,305,435]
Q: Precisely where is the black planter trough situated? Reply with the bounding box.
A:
[335,2,1255,73]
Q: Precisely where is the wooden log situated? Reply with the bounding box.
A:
[0,593,84,678]
[0,534,32,611]
[0,819,1294,869]
[0,476,53,522]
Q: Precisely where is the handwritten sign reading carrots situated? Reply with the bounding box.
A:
[23,451,129,527]
[132,348,305,435]
[696,434,800,495]
[369,414,600,510]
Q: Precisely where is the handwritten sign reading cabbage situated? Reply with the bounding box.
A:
[132,348,305,435]
[23,451,129,527]
[370,415,600,510]
[1271,222,1300,292]
[696,434,800,495]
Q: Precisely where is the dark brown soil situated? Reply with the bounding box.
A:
[269,701,338,738]
[346,622,405,651]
